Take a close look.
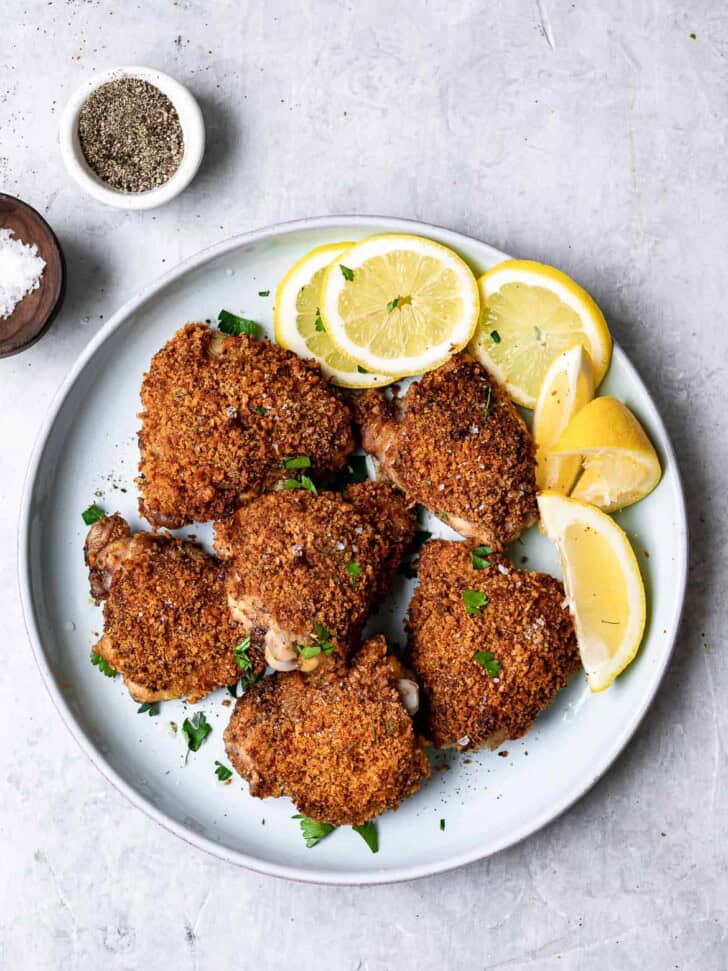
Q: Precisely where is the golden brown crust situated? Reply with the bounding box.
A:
[137,323,354,528]
[355,353,538,549]
[406,540,580,750]
[213,481,415,664]
[89,519,264,703]
[223,636,431,825]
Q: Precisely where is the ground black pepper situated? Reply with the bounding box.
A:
[78,77,184,192]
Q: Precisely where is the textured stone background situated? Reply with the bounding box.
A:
[1,1,726,968]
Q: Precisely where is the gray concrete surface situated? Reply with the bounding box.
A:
[1,1,726,968]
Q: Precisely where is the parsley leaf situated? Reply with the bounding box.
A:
[293,814,336,848]
[471,545,493,570]
[356,365,368,374]
[346,561,362,583]
[490,329,501,344]
[386,297,400,314]
[214,760,233,781]
[463,589,488,615]
[440,818,446,831]
[282,455,311,470]
[252,405,267,416]
[483,385,493,422]
[352,820,378,853]
[340,264,354,282]
[82,503,105,526]
[137,702,160,716]
[234,636,253,671]
[182,712,212,753]
[314,307,325,332]
[90,651,117,678]
[218,309,259,338]
[473,650,501,677]
[281,475,318,495]
[258,290,270,297]
[313,622,335,656]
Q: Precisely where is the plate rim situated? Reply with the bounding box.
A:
[17,213,688,885]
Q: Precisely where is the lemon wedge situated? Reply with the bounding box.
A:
[318,234,480,377]
[469,260,612,408]
[533,344,594,493]
[538,491,646,692]
[552,397,661,512]
[274,241,393,388]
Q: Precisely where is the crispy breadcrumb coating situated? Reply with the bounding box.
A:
[85,515,264,703]
[224,636,431,825]
[407,539,580,751]
[214,481,415,672]
[137,323,354,528]
[355,352,537,549]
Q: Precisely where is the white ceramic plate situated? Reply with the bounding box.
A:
[19,216,687,885]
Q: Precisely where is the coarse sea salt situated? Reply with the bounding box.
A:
[0,228,46,319]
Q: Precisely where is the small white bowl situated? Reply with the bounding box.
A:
[59,65,205,210]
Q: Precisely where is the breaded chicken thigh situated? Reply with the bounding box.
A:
[224,636,430,826]
[85,514,264,703]
[137,323,354,528]
[355,352,537,549]
[214,480,415,672]
[407,540,580,751]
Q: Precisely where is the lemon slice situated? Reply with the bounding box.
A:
[538,491,646,692]
[469,260,612,408]
[553,397,661,512]
[533,344,594,493]
[274,242,393,388]
[318,234,480,377]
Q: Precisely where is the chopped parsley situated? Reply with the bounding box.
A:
[386,297,400,313]
[441,512,450,522]
[340,264,354,282]
[234,636,253,671]
[463,589,488,615]
[82,503,105,526]
[282,454,311,471]
[483,385,493,422]
[214,761,233,781]
[281,475,318,495]
[252,405,267,416]
[440,818,446,831]
[490,329,501,344]
[424,478,433,487]
[352,821,378,853]
[182,712,212,753]
[356,365,368,374]
[314,308,325,332]
[473,650,501,677]
[218,309,259,337]
[293,814,336,848]
[471,545,493,570]
[137,702,160,716]
[296,622,336,660]
[258,290,270,297]
[90,651,117,678]
[346,561,362,583]
[689,32,696,39]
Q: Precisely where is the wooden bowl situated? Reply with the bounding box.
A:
[0,193,65,357]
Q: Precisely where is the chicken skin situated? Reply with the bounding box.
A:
[355,352,538,549]
[224,636,430,826]
[137,323,354,528]
[407,540,580,751]
[85,514,264,704]
[214,480,415,673]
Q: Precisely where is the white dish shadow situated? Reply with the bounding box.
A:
[18,215,687,884]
